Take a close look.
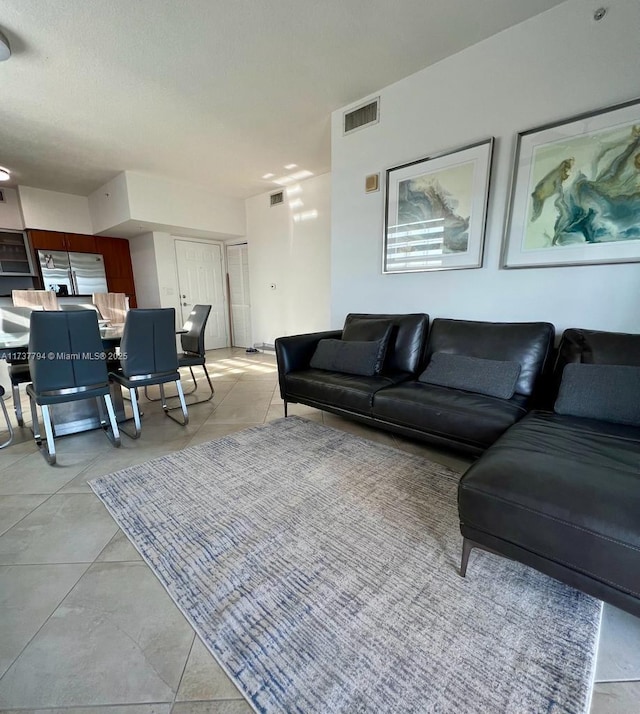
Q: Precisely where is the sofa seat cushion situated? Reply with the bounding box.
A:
[372,381,528,449]
[284,369,409,414]
[459,411,640,599]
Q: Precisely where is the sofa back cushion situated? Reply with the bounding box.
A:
[342,313,429,375]
[310,338,388,377]
[425,319,555,397]
[556,328,640,368]
[418,352,521,399]
[555,363,640,426]
[552,327,640,403]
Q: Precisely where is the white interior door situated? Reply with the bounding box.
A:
[175,239,227,350]
[226,243,252,348]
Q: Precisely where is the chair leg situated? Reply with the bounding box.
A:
[0,395,14,449]
[40,404,57,465]
[144,375,191,400]
[163,380,189,425]
[29,394,41,444]
[284,400,288,417]
[12,385,24,427]
[96,395,121,447]
[165,364,214,409]
[117,388,142,439]
[143,385,159,401]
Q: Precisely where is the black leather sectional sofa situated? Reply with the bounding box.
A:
[276,316,640,618]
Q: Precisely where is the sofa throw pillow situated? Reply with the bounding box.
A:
[418,352,521,399]
[342,319,393,373]
[310,339,386,377]
[554,363,640,426]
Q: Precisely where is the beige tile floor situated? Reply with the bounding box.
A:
[0,348,638,713]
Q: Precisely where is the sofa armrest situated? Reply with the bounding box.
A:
[276,330,342,374]
[275,330,342,397]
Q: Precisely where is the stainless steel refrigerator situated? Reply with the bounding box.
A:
[38,250,108,296]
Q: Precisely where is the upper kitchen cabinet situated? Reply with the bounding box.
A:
[27,229,66,251]
[28,230,97,253]
[65,233,97,253]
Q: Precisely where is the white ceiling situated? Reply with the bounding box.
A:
[0,0,566,199]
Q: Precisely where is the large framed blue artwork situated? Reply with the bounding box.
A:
[502,97,640,268]
[383,138,494,273]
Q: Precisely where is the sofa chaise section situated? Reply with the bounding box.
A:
[458,327,640,618]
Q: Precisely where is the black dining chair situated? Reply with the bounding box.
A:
[1,306,32,428]
[27,310,121,464]
[0,386,14,449]
[110,308,189,438]
[144,304,214,406]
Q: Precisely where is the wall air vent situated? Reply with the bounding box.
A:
[270,191,284,207]
[344,97,380,135]
[0,189,5,203]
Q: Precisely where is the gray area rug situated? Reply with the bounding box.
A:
[90,416,601,714]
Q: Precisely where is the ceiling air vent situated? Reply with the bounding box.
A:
[344,97,379,135]
[270,191,284,207]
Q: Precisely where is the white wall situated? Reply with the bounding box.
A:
[127,232,161,308]
[245,173,331,345]
[88,173,131,234]
[126,173,246,238]
[331,0,640,335]
[0,188,24,230]
[18,186,93,234]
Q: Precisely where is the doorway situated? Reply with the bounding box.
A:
[175,239,228,350]
[226,243,252,348]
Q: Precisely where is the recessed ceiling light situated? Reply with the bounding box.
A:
[290,170,313,181]
[284,163,298,170]
[0,166,11,181]
[262,173,275,180]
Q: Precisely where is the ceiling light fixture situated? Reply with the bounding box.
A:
[284,163,298,170]
[0,30,11,61]
[0,166,11,181]
[262,173,275,180]
[289,170,313,181]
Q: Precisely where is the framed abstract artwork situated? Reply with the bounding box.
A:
[502,97,640,268]
[383,138,494,273]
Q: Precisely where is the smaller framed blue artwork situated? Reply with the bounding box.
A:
[383,138,494,273]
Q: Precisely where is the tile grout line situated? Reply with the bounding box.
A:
[169,632,197,712]
[0,494,52,537]
[0,560,92,687]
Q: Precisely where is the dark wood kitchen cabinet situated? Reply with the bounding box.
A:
[96,236,137,307]
[27,230,66,251]
[65,233,97,253]
[28,230,96,253]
